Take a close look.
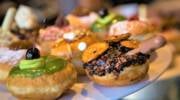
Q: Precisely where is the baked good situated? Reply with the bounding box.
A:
[0,48,25,82]
[109,20,157,41]
[51,28,98,75]
[82,35,166,86]
[6,48,77,99]
[38,26,69,55]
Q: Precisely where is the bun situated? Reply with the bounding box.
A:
[0,63,12,83]
[51,35,98,75]
[86,63,149,86]
[7,63,77,100]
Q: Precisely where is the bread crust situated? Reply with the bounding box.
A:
[86,63,149,86]
[7,63,77,100]
[0,63,13,83]
[109,20,156,36]
[51,35,98,75]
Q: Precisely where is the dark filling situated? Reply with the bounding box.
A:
[83,42,150,76]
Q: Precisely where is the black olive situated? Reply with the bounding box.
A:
[26,48,40,60]
[98,8,109,18]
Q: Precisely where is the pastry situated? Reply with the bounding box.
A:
[0,48,26,82]
[82,35,166,86]
[109,20,157,41]
[51,28,98,75]
[7,48,77,99]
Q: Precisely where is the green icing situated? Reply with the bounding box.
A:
[9,56,67,78]
[91,13,126,32]
[19,58,44,70]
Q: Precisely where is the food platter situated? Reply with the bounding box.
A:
[0,44,172,100]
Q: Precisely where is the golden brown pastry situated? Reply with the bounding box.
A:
[109,20,157,40]
[0,48,25,83]
[51,29,98,75]
[6,48,77,100]
[82,35,166,86]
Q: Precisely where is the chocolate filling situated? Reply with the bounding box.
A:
[83,42,150,76]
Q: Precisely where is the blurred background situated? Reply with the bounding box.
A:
[0,0,180,100]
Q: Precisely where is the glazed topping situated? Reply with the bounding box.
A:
[83,42,150,76]
[63,32,76,41]
[26,48,40,60]
[98,8,109,18]
[91,13,126,32]
[82,42,109,63]
[19,58,44,69]
[9,56,67,78]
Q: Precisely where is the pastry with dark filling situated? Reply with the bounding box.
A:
[82,35,166,86]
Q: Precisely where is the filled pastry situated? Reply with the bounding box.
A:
[82,34,166,86]
[51,28,98,75]
[6,48,77,99]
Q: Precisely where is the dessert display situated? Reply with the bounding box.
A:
[6,48,77,99]
[0,1,176,99]
[51,28,98,74]
[0,48,26,82]
[82,35,166,86]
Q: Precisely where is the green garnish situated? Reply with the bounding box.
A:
[9,56,67,78]
[19,58,44,70]
[91,13,126,32]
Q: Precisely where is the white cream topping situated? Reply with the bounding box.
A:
[78,42,87,51]
[80,12,99,26]
[63,32,76,41]
[15,5,38,29]
[0,48,26,65]
[109,21,129,36]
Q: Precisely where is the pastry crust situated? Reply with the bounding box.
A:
[7,63,77,100]
[0,63,12,83]
[86,63,149,86]
[51,35,98,75]
[109,20,156,36]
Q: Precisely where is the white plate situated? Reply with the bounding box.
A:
[0,44,173,100]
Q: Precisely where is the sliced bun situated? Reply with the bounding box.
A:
[86,63,149,86]
[7,63,77,100]
[0,63,12,83]
[51,35,98,75]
